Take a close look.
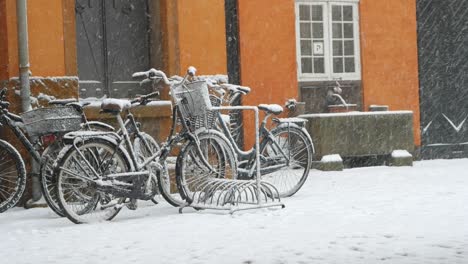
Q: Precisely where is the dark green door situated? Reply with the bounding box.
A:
[75,0,151,98]
[417,0,468,158]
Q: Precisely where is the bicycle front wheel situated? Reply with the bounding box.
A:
[176,130,237,204]
[40,140,66,217]
[0,140,26,213]
[260,125,313,197]
[56,138,130,224]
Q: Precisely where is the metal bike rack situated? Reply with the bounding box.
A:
[180,106,285,214]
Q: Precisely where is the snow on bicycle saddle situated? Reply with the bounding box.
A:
[258,104,284,115]
[101,99,131,113]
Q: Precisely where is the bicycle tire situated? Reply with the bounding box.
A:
[55,137,130,224]
[0,140,27,213]
[40,140,66,217]
[260,125,313,198]
[176,130,237,204]
[40,123,115,217]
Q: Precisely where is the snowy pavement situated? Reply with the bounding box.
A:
[1,159,467,264]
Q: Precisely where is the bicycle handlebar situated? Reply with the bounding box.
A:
[132,66,197,87]
[130,91,160,105]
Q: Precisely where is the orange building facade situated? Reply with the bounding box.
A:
[1,0,421,147]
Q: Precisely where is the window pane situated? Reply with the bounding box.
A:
[343,23,354,38]
[332,6,342,21]
[311,5,323,21]
[301,58,313,73]
[333,58,344,73]
[299,5,311,21]
[300,23,311,38]
[301,40,312,56]
[343,6,353,21]
[345,57,355,73]
[332,23,342,38]
[344,40,354,55]
[313,58,325,73]
[333,40,343,56]
[312,23,323,38]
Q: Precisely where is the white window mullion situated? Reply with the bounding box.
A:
[296,0,360,82]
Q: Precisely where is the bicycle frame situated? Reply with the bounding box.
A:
[0,111,42,162]
[212,106,291,179]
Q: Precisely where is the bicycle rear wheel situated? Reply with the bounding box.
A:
[56,138,130,224]
[176,131,237,204]
[0,140,26,213]
[41,123,115,217]
[260,125,313,197]
[40,140,66,217]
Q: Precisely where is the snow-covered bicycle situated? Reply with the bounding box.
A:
[54,67,237,223]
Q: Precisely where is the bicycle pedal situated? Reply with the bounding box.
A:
[125,199,138,210]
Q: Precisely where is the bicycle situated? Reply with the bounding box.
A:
[0,88,112,214]
[177,83,315,199]
[53,67,237,223]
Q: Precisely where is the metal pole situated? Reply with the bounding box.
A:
[16,0,42,205]
[16,0,31,112]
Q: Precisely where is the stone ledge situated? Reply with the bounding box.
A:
[388,150,413,167]
[314,154,344,171]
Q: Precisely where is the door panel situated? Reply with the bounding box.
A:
[417,0,468,158]
[76,0,151,98]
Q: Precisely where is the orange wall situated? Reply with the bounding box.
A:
[360,0,421,145]
[0,0,9,80]
[238,0,299,147]
[1,0,66,78]
[177,0,227,76]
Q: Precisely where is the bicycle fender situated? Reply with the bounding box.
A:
[274,122,315,154]
[82,121,115,132]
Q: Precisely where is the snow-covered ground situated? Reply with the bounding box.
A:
[1,159,467,264]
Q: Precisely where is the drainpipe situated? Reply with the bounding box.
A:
[17,0,42,204]
[16,0,31,112]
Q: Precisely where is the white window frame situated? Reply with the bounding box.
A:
[295,0,361,81]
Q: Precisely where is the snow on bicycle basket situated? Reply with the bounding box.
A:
[21,106,82,136]
[174,80,212,118]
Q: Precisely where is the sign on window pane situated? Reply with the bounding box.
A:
[333,58,344,73]
[345,57,355,73]
[301,58,313,73]
[301,40,312,56]
[343,6,353,21]
[343,23,354,38]
[300,23,311,38]
[332,6,342,21]
[332,23,343,38]
[314,58,325,73]
[299,5,311,21]
[313,41,324,55]
[312,23,324,38]
[312,5,323,21]
[344,40,354,55]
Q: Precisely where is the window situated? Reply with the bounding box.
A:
[295,0,361,81]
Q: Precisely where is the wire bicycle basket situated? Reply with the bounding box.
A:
[21,106,82,136]
[173,80,215,131]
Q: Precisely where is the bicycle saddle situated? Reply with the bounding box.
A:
[101,99,131,113]
[48,98,78,105]
[258,104,284,115]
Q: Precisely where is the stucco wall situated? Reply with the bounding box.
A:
[1,0,68,78]
[359,0,421,145]
[238,0,299,148]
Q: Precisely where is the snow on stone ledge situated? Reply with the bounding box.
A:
[321,154,343,163]
[300,110,413,118]
[391,150,412,158]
